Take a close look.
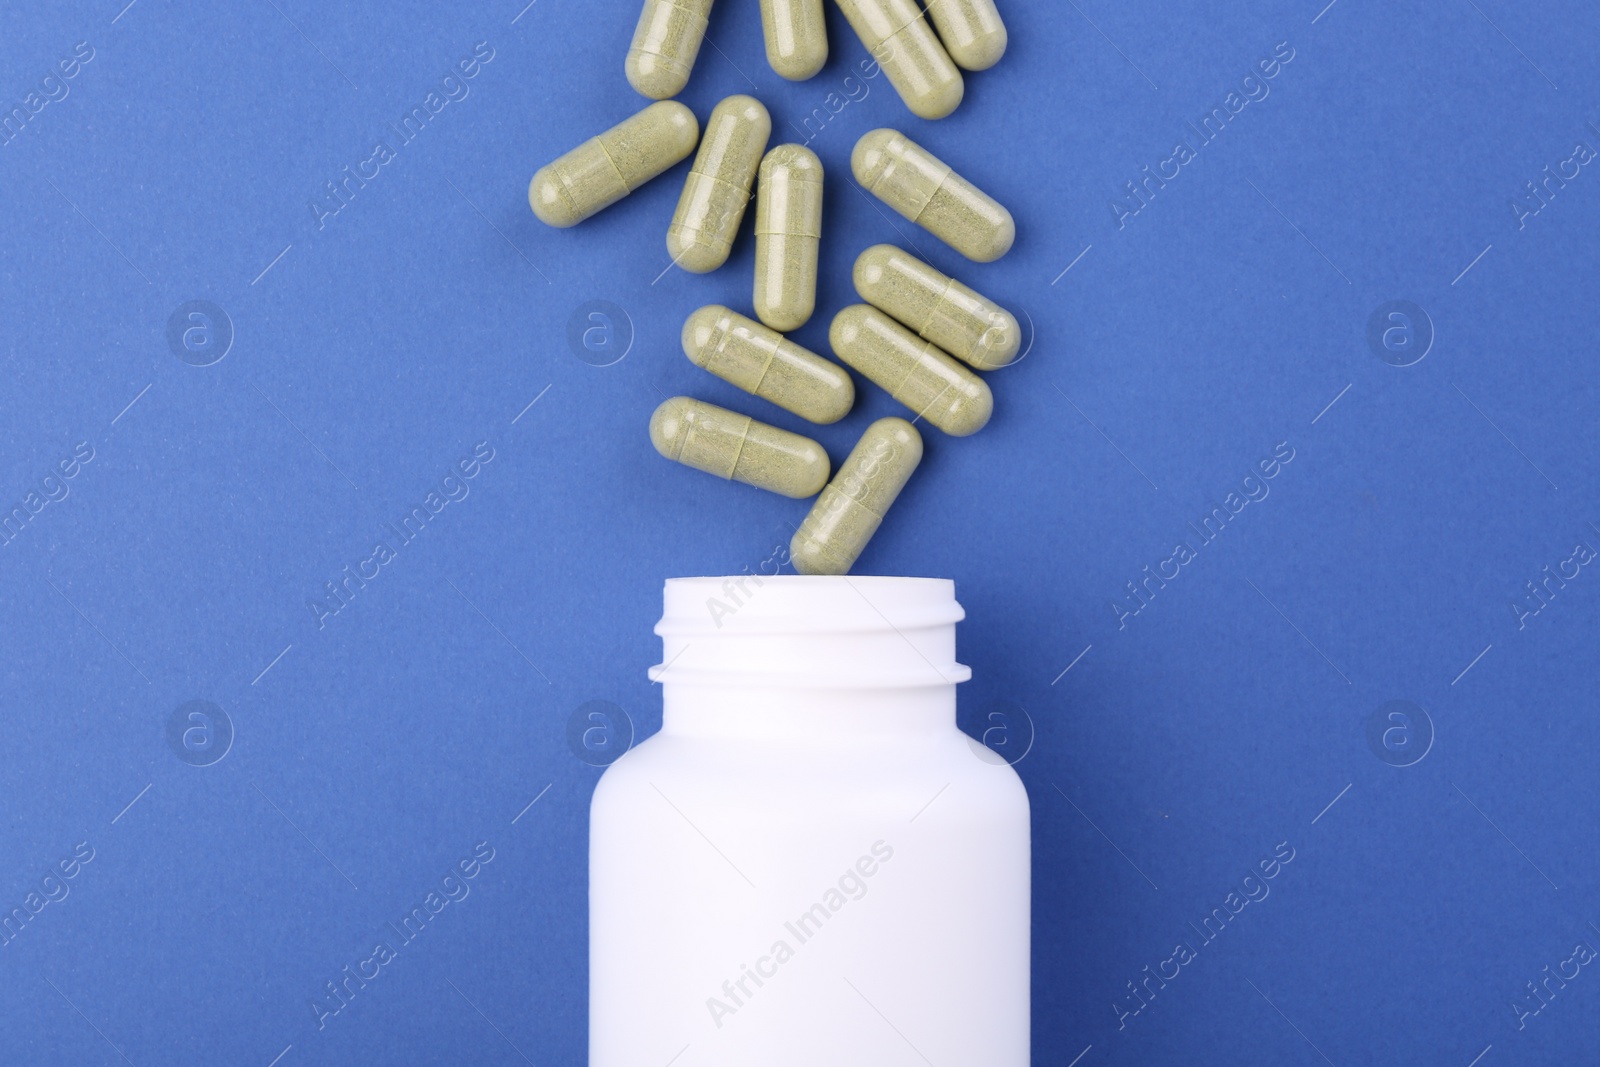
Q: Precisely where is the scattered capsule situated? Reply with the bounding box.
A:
[627,0,715,100]
[853,244,1020,370]
[650,397,829,498]
[667,95,770,273]
[760,0,829,80]
[529,102,699,228]
[753,144,823,331]
[830,305,991,436]
[926,0,1008,71]
[790,418,923,575]
[683,305,854,424]
[834,0,963,120]
[852,128,1014,262]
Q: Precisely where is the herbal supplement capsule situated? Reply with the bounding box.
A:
[760,0,829,80]
[852,128,1015,262]
[834,0,964,120]
[790,417,922,575]
[753,144,823,331]
[683,305,854,424]
[926,0,1008,70]
[830,305,991,436]
[627,0,715,100]
[667,95,771,273]
[529,102,699,228]
[853,244,1020,369]
[650,397,829,499]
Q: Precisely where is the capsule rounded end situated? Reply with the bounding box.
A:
[970,308,1022,370]
[666,230,730,274]
[829,303,875,355]
[850,129,900,191]
[852,244,898,296]
[904,70,964,120]
[948,26,1008,71]
[528,166,581,228]
[782,440,832,499]
[762,142,823,179]
[810,366,856,425]
[648,396,695,460]
[626,51,691,100]
[966,207,1015,262]
[940,376,993,437]
[874,416,925,461]
[719,94,772,132]
[680,305,728,367]
[753,294,814,334]
[789,533,847,575]
[769,38,829,81]
[649,99,702,158]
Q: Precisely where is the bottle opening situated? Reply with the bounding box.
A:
[651,575,971,689]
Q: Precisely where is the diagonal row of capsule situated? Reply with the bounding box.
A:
[529,0,1018,574]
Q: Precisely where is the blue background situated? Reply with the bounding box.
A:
[2,0,1597,1063]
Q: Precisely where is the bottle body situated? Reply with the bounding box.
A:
[589,577,1030,1066]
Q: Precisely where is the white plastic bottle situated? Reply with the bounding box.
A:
[590,576,1030,1065]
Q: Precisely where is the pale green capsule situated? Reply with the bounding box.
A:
[529,102,699,228]
[667,95,771,273]
[830,305,992,436]
[760,0,829,80]
[650,397,829,498]
[853,244,1020,370]
[683,305,854,424]
[834,0,963,120]
[852,128,1014,262]
[926,0,1008,71]
[791,417,923,575]
[627,0,715,100]
[753,144,823,331]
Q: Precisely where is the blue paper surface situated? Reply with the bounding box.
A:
[2,0,1597,1063]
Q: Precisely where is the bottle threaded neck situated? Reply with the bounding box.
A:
[651,575,970,690]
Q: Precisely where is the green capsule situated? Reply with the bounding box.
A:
[683,305,854,424]
[650,397,829,498]
[753,144,823,331]
[852,128,1014,262]
[790,417,923,575]
[529,102,699,228]
[835,0,963,119]
[926,0,1008,71]
[627,0,716,100]
[830,305,991,436]
[853,244,1020,370]
[667,95,771,273]
[760,0,829,80]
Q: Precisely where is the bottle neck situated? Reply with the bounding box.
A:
[650,576,971,742]
[661,683,956,741]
